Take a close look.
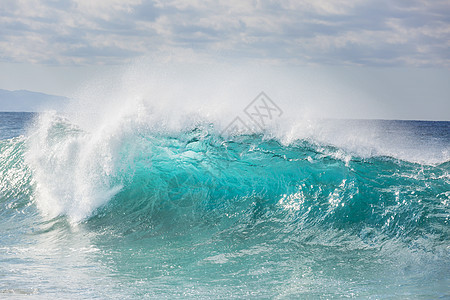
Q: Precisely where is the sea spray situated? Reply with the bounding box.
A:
[25,112,124,222]
[21,62,449,223]
[0,62,448,298]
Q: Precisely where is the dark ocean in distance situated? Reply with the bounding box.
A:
[0,111,449,298]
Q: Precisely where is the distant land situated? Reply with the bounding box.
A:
[0,89,69,112]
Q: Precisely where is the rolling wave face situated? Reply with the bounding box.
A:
[99,128,448,243]
[1,112,449,298]
[1,112,448,239]
[0,136,33,212]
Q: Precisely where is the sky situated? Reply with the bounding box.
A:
[0,0,449,120]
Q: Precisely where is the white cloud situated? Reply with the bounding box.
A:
[0,0,449,67]
[72,0,142,20]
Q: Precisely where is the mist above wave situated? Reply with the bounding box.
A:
[16,59,449,222]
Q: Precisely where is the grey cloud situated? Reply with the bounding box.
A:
[0,20,31,35]
[0,0,449,67]
[132,1,162,22]
[64,45,141,58]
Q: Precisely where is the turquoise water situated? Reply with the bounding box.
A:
[0,112,449,298]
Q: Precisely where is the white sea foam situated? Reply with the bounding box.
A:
[24,59,449,222]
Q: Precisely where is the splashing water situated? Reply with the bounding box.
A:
[0,62,449,298]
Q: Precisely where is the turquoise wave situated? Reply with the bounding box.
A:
[1,122,448,244]
[1,117,449,298]
[101,130,450,244]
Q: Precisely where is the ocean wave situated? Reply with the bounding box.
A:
[0,114,448,250]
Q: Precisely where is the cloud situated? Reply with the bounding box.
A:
[0,0,449,66]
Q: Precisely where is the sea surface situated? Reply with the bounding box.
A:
[0,111,449,299]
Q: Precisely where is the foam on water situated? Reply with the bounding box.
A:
[18,61,449,222]
[0,60,449,298]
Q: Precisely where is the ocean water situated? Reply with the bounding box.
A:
[0,109,449,299]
